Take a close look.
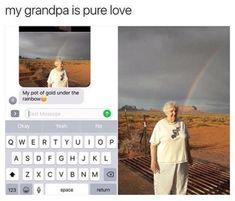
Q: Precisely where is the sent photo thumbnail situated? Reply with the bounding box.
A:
[19,26,90,87]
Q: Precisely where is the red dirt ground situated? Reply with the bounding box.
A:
[189,125,229,168]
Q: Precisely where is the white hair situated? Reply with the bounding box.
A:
[163,101,178,114]
[54,58,63,66]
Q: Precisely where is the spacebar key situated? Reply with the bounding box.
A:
[45,184,88,195]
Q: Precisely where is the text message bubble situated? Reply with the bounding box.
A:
[19,88,84,104]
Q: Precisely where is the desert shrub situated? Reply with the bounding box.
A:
[196,123,210,127]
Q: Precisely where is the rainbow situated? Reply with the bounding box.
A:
[184,48,219,105]
[56,39,68,59]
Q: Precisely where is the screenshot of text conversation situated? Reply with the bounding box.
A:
[5,26,118,195]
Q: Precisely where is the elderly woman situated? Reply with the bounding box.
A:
[150,101,193,194]
[47,58,69,87]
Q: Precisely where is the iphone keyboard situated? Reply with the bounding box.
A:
[5,120,117,195]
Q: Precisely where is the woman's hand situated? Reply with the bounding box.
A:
[150,144,159,173]
[150,161,160,173]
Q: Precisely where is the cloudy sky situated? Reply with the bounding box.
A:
[19,32,90,59]
[119,27,229,113]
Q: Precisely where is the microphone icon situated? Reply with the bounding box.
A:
[37,187,41,194]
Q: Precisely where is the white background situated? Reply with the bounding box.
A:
[0,0,234,201]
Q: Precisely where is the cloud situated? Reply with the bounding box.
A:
[19,32,90,59]
[118,27,229,113]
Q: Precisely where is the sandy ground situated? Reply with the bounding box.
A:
[189,125,229,168]
[119,124,230,168]
[19,59,90,87]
